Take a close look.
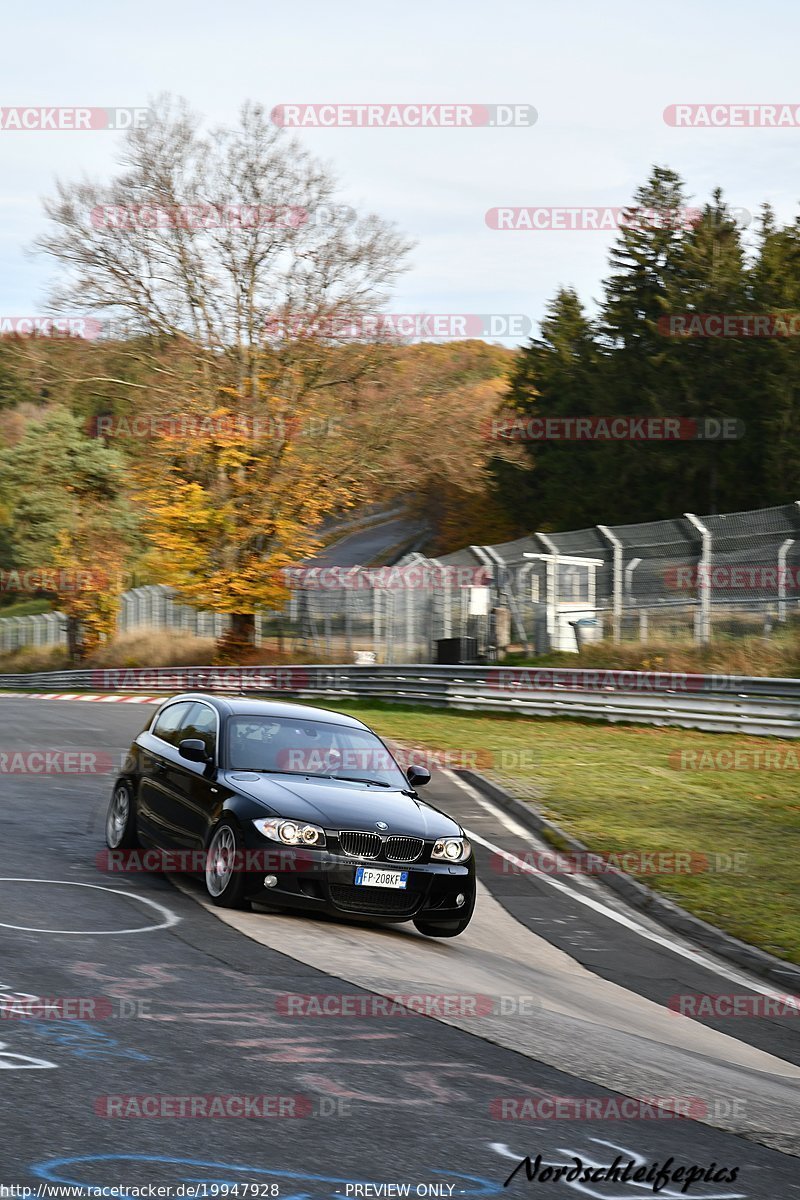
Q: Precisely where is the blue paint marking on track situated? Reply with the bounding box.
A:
[24,1019,151,1061]
[30,1155,504,1198]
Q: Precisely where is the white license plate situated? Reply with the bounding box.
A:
[354,867,408,889]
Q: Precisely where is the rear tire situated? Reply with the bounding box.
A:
[105,781,139,850]
[205,819,250,909]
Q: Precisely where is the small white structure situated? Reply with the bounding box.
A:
[523,551,605,652]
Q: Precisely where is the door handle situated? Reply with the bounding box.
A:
[154,761,167,774]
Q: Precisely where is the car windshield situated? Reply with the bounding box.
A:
[225,715,408,787]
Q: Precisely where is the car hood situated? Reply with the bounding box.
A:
[221,772,462,838]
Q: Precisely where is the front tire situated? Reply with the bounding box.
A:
[413,915,473,938]
[205,819,250,909]
[414,887,475,938]
[105,781,139,850]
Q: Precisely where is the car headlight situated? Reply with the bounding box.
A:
[252,818,326,847]
[431,837,471,864]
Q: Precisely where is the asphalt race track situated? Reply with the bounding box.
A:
[1,696,799,1198]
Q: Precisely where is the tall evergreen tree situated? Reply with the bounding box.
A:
[494,288,614,528]
[750,205,800,503]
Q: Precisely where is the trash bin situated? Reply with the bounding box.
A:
[435,637,479,664]
[570,617,598,652]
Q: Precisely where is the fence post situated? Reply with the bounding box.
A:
[778,539,794,623]
[597,525,623,643]
[685,512,712,644]
[405,585,414,660]
[442,571,452,639]
[536,532,559,651]
[372,586,381,647]
[345,589,353,658]
[625,557,642,604]
[385,590,395,664]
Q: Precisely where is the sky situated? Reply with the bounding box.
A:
[1,0,799,348]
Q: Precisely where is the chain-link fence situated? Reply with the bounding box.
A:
[415,501,800,657]
[2,503,800,662]
[0,588,232,655]
[257,502,800,660]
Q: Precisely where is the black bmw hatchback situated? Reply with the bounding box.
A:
[105,693,476,937]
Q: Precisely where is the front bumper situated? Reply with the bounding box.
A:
[240,836,475,922]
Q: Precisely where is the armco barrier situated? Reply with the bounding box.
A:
[1,664,800,737]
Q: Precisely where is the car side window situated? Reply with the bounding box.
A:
[181,702,218,759]
[151,702,194,747]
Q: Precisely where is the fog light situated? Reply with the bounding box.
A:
[455,893,466,907]
[264,874,278,888]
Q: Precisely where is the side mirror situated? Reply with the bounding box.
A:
[179,738,209,764]
[406,764,431,788]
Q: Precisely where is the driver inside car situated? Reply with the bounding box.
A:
[229,720,343,774]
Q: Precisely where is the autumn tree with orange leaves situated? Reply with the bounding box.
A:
[130,384,366,649]
[36,96,412,645]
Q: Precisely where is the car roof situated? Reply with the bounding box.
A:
[157,693,370,730]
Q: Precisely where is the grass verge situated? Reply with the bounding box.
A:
[330,700,800,965]
[503,627,800,678]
